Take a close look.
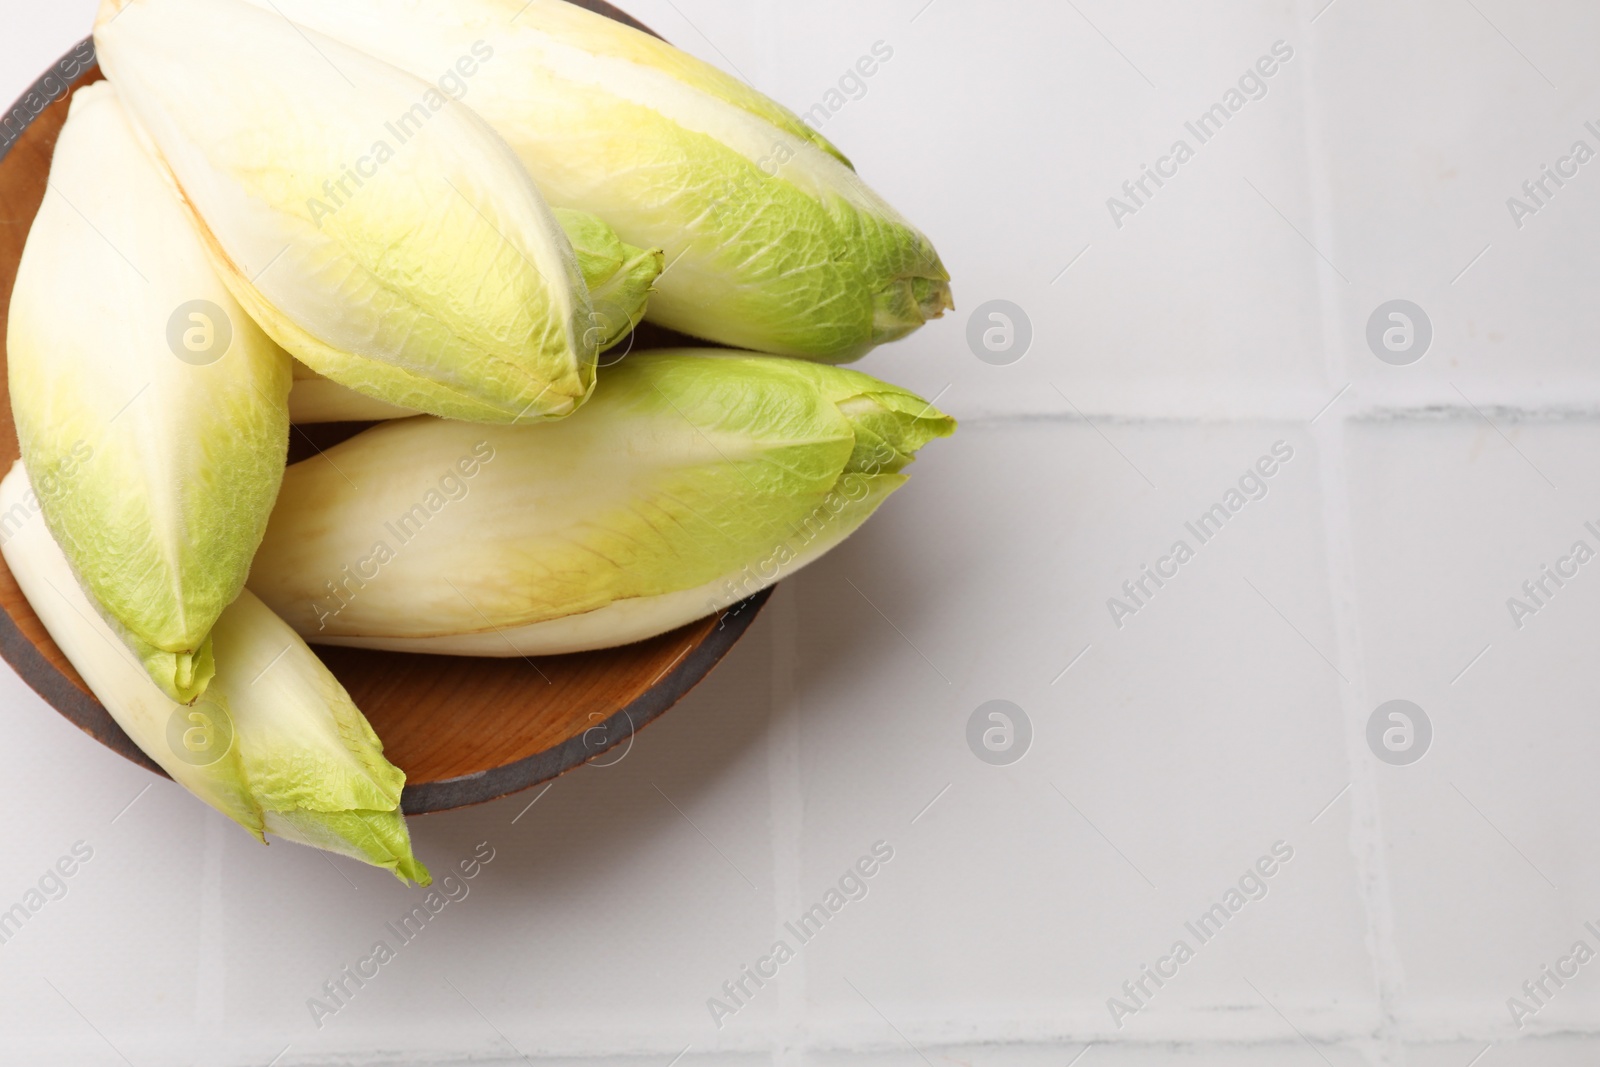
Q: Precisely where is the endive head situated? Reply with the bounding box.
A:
[220,0,952,362]
[7,81,291,705]
[211,592,429,884]
[249,350,954,651]
[482,0,956,359]
[0,462,429,884]
[95,0,597,423]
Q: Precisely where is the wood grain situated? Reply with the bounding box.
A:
[0,5,770,815]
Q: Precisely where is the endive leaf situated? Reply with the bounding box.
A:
[231,0,952,362]
[0,464,429,884]
[288,368,421,425]
[249,352,954,654]
[552,208,664,352]
[95,0,597,423]
[6,81,290,704]
[288,208,662,423]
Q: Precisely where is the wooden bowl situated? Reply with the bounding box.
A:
[0,4,771,814]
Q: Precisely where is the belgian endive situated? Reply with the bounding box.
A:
[233,0,953,363]
[6,82,289,704]
[290,208,662,423]
[249,352,955,654]
[0,464,429,884]
[94,0,597,422]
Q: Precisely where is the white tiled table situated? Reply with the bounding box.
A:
[3,0,1599,1063]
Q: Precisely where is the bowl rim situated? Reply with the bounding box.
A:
[0,25,774,816]
[401,587,772,813]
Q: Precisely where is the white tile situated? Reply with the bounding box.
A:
[787,421,1374,1040]
[1312,0,1600,404]
[1345,418,1600,1034]
[839,0,1331,421]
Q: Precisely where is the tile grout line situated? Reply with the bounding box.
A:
[1314,415,1406,1063]
[1294,18,1405,1066]
[949,400,1600,427]
[766,585,806,1066]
